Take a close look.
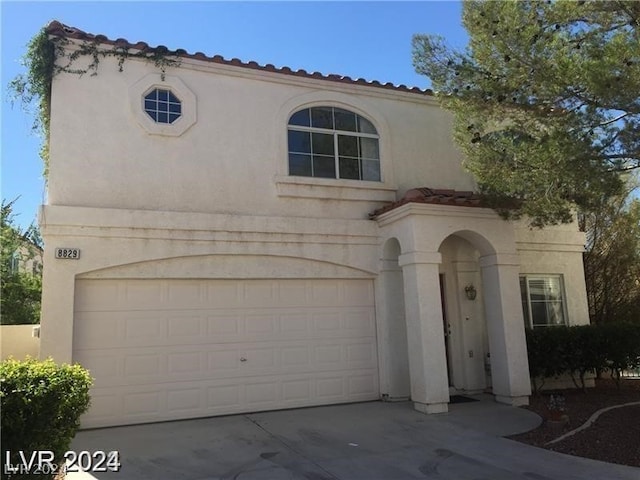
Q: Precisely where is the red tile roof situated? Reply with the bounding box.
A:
[370,187,484,218]
[45,21,433,96]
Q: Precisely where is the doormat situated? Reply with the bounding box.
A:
[449,395,479,404]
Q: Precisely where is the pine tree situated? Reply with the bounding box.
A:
[413,0,640,226]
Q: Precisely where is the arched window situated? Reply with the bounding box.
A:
[287,107,380,181]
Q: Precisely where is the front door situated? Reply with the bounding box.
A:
[439,274,453,387]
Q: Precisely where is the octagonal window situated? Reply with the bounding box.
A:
[144,88,182,124]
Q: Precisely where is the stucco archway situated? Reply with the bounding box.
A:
[435,229,531,406]
[438,232,492,394]
[375,203,532,414]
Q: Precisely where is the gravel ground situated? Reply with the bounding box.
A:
[508,378,640,467]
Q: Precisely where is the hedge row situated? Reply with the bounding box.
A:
[525,323,640,393]
[1,358,92,479]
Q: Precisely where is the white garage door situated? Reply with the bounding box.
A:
[73,278,379,427]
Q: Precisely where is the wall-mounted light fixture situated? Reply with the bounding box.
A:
[464,284,477,301]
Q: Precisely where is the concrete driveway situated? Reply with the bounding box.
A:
[69,396,639,480]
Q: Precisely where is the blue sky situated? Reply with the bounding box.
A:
[1,1,468,230]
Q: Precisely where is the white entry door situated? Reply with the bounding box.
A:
[73,278,378,427]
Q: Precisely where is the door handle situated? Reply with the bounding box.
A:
[240,357,247,362]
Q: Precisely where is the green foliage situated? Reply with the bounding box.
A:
[598,322,640,386]
[412,0,640,226]
[0,273,42,326]
[525,327,567,393]
[561,324,608,391]
[526,323,640,393]
[1,358,93,479]
[8,23,181,178]
[7,28,56,178]
[580,177,640,324]
[1,200,42,325]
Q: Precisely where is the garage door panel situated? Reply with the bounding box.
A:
[310,283,341,304]
[315,345,343,365]
[207,313,242,336]
[207,384,241,408]
[124,354,163,377]
[345,311,375,332]
[280,345,310,367]
[73,312,122,347]
[312,312,341,332]
[206,282,241,306]
[344,281,375,305]
[282,379,311,401]
[208,349,241,371]
[77,338,374,387]
[349,374,378,395]
[83,369,379,428]
[77,309,374,349]
[166,282,205,307]
[279,313,310,333]
[242,282,277,307]
[74,281,120,312]
[244,314,277,334]
[276,284,309,307]
[167,388,201,412]
[125,391,161,416]
[75,279,375,312]
[74,352,121,388]
[316,376,346,399]
[167,351,203,374]
[125,315,165,340]
[86,393,122,422]
[168,315,205,337]
[347,343,377,364]
[246,382,279,405]
[123,282,165,309]
[74,278,378,427]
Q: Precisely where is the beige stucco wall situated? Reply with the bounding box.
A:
[47,52,475,221]
[1,325,40,361]
[514,221,589,326]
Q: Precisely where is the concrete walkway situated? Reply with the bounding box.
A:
[68,396,640,479]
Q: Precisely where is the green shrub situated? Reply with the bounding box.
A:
[525,327,568,393]
[1,358,92,479]
[525,322,640,393]
[598,322,640,385]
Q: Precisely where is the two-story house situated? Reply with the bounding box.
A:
[39,22,589,428]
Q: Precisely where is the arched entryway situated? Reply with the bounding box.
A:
[438,233,492,394]
[376,210,532,414]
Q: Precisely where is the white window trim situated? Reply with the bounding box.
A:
[288,110,381,182]
[129,74,197,137]
[274,92,397,201]
[520,274,569,328]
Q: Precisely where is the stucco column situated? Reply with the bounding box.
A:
[39,259,75,363]
[376,258,410,400]
[480,253,531,406]
[398,251,449,414]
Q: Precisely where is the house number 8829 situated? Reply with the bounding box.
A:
[55,248,80,259]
